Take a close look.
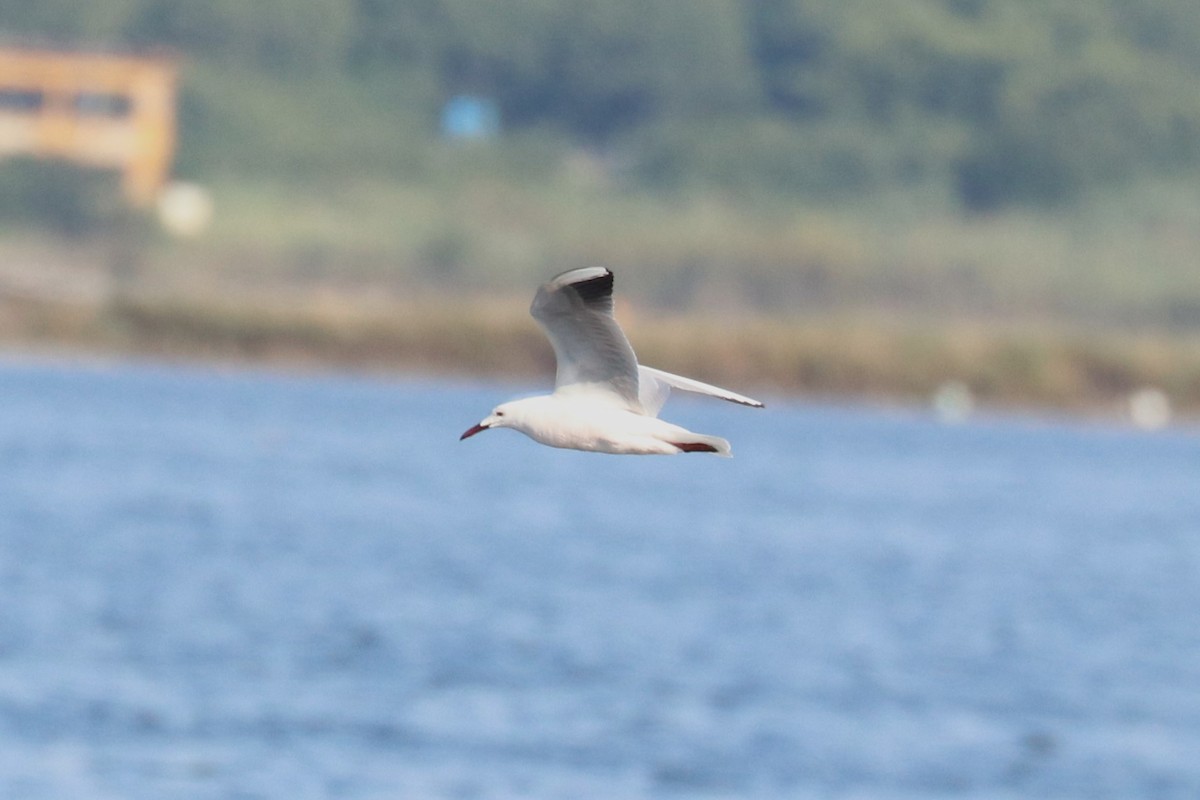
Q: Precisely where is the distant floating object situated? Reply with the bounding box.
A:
[932,380,974,424]
[156,181,213,238]
[1128,387,1171,431]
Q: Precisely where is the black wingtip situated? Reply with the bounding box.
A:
[569,268,614,304]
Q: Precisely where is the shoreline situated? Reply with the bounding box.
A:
[2,291,1197,427]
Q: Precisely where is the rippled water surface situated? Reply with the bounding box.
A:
[1,357,1198,798]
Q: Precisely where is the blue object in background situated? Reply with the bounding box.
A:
[440,95,500,141]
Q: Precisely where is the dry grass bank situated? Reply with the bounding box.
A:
[4,287,1198,420]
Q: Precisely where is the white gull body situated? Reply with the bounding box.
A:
[460,267,763,456]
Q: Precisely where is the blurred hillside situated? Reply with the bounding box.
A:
[5,0,1200,203]
[2,1,1200,411]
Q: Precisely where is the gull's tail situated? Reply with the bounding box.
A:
[669,433,733,457]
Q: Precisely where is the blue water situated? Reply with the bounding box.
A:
[1,357,1198,799]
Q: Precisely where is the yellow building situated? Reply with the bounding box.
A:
[0,44,177,208]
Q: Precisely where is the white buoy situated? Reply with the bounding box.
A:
[156,181,214,238]
[1128,387,1171,431]
[932,380,974,424]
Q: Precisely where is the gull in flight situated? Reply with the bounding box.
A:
[461,267,763,455]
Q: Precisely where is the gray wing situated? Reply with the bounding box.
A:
[530,267,640,407]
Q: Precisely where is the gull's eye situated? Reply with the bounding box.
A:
[495,410,505,417]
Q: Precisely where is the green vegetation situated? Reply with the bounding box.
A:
[5,0,1200,208]
[0,160,128,236]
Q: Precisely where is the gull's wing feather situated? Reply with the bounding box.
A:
[638,365,764,417]
[530,267,640,407]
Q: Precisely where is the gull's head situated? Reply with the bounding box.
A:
[460,400,522,440]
